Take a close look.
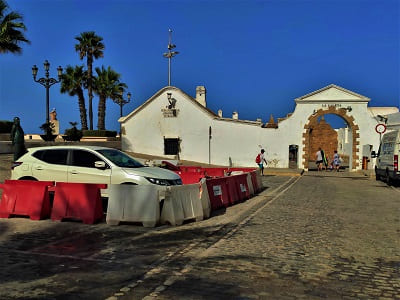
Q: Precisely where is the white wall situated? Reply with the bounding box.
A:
[121,85,396,171]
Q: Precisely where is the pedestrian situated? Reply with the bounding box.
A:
[10,116,27,161]
[255,149,268,176]
[333,150,340,172]
[316,147,323,171]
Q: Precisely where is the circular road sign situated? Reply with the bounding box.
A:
[375,123,387,134]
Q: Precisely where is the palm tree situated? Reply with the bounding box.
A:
[0,0,30,54]
[60,65,88,130]
[74,31,104,130]
[93,66,127,130]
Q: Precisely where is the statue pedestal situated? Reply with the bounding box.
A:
[51,120,59,135]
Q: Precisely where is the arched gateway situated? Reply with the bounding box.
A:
[302,106,359,170]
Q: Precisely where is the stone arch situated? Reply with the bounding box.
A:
[302,106,360,170]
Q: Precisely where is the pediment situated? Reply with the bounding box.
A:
[295,84,370,103]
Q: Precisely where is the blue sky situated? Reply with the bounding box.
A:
[0,0,399,133]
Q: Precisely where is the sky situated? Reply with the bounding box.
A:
[0,0,399,134]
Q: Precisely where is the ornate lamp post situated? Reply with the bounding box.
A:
[32,60,63,124]
[118,91,131,118]
[163,29,179,86]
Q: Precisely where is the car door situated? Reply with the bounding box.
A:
[32,149,69,182]
[68,149,112,185]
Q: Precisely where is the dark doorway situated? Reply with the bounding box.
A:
[289,145,298,169]
[164,138,180,155]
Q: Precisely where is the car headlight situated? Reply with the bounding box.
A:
[145,177,183,186]
[145,177,170,186]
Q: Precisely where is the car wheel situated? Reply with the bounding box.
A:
[385,171,392,185]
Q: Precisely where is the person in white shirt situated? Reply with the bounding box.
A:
[257,149,268,176]
[316,147,323,171]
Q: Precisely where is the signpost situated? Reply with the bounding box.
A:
[375,123,387,142]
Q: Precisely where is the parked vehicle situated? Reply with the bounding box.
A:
[372,129,400,184]
[11,146,182,187]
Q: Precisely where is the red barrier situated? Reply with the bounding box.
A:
[225,176,240,205]
[176,172,206,184]
[203,168,225,178]
[51,182,106,224]
[0,180,54,220]
[233,174,250,202]
[205,177,230,210]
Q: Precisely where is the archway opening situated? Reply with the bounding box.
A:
[302,107,359,171]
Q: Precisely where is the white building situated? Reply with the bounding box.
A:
[120,84,398,171]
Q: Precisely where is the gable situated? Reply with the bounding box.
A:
[119,86,218,124]
[295,84,370,103]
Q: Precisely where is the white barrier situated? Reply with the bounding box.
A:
[246,173,255,196]
[199,178,211,219]
[106,184,165,227]
[160,183,205,226]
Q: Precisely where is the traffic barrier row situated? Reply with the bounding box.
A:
[172,166,258,184]
[0,170,263,227]
[0,180,105,224]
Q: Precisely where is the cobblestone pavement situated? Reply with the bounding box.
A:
[0,154,399,300]
[134,175,400,300]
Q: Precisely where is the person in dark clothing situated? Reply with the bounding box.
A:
[10,117,26,161]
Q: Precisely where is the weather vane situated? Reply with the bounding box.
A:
[163,29,179,86]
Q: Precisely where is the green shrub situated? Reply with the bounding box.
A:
[64,122,83,141]
[82,130,117,137]
[0,120,13,133]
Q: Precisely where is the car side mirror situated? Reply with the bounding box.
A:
[95,161,106,169]
[371,151,377,158]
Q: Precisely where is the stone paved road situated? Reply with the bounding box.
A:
[135,174,400,300]
[0,166,293,300]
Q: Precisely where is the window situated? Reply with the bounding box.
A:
[164,138,180,155]
[34,149,68,165]
[72,150,103,168]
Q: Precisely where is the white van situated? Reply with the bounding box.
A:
[372,129,400,184]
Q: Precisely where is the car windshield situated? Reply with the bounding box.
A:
[96,149,144,168]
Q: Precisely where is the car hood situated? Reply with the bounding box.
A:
[121,167,180,179]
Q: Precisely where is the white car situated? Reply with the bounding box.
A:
[11,145,182,186]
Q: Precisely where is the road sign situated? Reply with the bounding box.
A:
[375,123,386,134]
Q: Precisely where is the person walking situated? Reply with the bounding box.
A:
[316,147,323,171]
[333,150,340,172]
[255,149,268,176]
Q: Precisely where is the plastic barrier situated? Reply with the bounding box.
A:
[225,176,240,205]
[255,170,263,190]
[203,168,225,178]
[177,171,205,185]
[205,177,230,210]
[249,171,259,193]
[234,173,250,202]
[160,183,204,226]
[199,178,211,219]
[106,184,164,227]
[51,182,106,224]
[246,173,255,196]
[0,180,54,220]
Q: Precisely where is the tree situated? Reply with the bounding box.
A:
[93,66,127,130]
[0,0,30,54]
[74,31,104,130]
[60,65,88,130]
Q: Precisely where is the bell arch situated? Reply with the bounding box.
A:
[302,106,360,170]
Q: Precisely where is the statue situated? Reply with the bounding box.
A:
[50,108,57,121]
[10,117,27,161]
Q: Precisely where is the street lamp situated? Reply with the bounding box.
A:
[118,91,131,118]
[32,60,63,125]
[163,29,179,86]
